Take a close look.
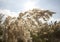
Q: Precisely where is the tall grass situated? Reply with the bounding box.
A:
[0,9,60,42]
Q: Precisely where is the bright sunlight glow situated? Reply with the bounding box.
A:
[23,1,38,10]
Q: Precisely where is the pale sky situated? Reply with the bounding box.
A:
[0,0,60,20]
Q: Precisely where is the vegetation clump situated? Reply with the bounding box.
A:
[0,9,60,42]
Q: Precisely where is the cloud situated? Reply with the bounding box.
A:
[0,9,18,17]
[0,9,60,24]
[39,17,60,24]
[48,17,60,23]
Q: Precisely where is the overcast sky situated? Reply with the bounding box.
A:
[0,0,60,20]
